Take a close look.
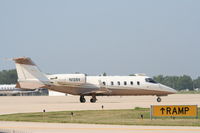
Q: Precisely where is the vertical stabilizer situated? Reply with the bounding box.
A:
[13,57,50,89]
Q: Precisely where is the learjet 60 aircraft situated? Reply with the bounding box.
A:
[13,57,176,103]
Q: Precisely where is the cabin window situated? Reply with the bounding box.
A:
[103,81,106,85]
[117,81,120,85]
[111,81,114,85]
[124,81,127,85]
[137,81,140,85]
[130,81,133,85]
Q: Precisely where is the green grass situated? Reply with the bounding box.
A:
[0,108,200,126]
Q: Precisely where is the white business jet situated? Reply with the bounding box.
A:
[13,57,176,103]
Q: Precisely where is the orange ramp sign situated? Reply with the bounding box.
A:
[151,105,198,117]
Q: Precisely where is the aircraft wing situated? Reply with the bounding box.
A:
[82,88,111,95]
[82,80,112,95]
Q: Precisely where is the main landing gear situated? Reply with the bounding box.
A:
[90,95,97,103]
[80,95,86,103]
[157,97,162,102]
[79,95,97,103]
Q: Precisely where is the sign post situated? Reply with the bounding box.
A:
[151,105,198,119]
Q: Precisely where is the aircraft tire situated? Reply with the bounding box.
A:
[80,96,86,103]
[157,97,161,102]
[90,98,96,103]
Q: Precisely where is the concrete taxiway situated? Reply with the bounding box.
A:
[0,121,200,133]
[0,94,199,115]
[0,94,199,133]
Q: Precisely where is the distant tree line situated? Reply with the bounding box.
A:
[0,69,17,84]
[153,75,200,91]
[0,69,200,91]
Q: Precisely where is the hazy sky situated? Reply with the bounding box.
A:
[0,0,200,78]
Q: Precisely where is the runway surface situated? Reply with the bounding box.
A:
[0,121,200,133]
[0,94,199,115]
[0,94,199,133]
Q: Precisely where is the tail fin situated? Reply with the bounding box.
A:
[13,57,50,89]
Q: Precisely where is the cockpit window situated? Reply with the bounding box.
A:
[145,78,157,84]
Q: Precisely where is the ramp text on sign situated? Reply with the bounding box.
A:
[151,105,198,117]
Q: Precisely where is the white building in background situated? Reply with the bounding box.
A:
[0,84,67,96]
[0,84,49,96]
[0,84,19,91]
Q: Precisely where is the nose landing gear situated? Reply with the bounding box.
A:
[157,97,161,102]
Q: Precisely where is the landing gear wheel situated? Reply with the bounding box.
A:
[80,96,86,103]
[157,97,161,102]
[90,98,97,103]
[90,95,97,103]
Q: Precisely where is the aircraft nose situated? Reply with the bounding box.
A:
[159,84,177,94]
